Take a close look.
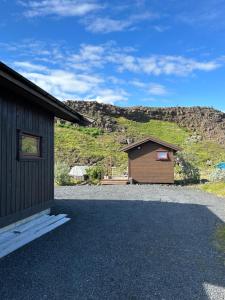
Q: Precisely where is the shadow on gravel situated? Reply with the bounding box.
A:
[1,199,225,300]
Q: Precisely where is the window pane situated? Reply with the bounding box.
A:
[158,152,168,159]
[21,135,40,156]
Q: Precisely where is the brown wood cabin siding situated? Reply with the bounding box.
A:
[128,141,175,184]
[0,88,54,228]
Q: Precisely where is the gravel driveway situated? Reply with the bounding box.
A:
[1,185,225,299]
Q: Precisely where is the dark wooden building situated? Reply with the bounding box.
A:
[0,62,88,229]
[122,136,181,184]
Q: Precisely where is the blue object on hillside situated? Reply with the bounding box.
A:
[215,162,225,170]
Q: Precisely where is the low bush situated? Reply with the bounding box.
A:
[55,162,71,186]
[209,168,225,182]
[175,152,200,184]
[86,166,104,182]
[70,178,84,185]
[77,127,103,137]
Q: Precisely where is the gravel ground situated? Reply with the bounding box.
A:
[1,185,225,299]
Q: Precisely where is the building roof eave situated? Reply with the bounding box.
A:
[121,136,182,152]
[0,62,92,125]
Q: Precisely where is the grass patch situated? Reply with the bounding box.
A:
[55,124,127,168]
[198,182,225,198]
[184,141,225,169]
[116,117,189,146]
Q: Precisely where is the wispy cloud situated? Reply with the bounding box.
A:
[70,43,220,75]
[14,60,128,104]
[69,44,106,70]
[14,61,48,71]
[19,0,103,18]
[86,88,129,104]
[18,1,158,34]
[4,40,222,77]
[148,83,168,96]
[67,42,137,71]
[117,55,221,76]
[172,0,225,30]
[130,80,168,96]
[83,12,156,33]
[3,39,224,105]
[130,79,146,88]
[18,65,102,95]
[153,25,170,32]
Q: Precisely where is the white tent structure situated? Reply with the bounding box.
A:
[69,165,89,180]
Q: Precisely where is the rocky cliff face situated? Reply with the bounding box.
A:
[65,100,225,145]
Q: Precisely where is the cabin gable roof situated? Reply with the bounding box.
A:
[121,136,182,152]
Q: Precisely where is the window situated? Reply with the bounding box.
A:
[19,133,41,158]
[157,151,169,161]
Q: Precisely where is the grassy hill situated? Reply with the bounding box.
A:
[55,116,225,178]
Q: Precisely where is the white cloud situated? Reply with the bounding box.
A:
[14,61,48,72]
[84,17,131,33]
[5,40,224,105]
[118,54,220,76]
[16,63,103,100]
[83,12,156,33]
[7,41,223,78]
[14,61,127,104]
[19,0,157,34]
[86,88,128,104]
[117,55,140,72]
[153,25,170,32]
[19,0,102,17]
[130,79,146,88]
[148,83,167,95]
[130,80,168,95]
[69,44,106,70]
[67,42,138,72]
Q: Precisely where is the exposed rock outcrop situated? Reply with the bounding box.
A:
[65,100,225,145]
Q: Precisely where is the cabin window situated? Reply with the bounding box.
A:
[19,133,41,158]
[157,151,169,161]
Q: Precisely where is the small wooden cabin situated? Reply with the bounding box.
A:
[122,136,181,184]
[0,62,89,229]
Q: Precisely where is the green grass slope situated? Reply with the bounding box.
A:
[55,117,225,176]
[198,182,225,198]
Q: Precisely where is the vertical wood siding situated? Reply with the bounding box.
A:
[0,89,54,227]
[128,141,175,183]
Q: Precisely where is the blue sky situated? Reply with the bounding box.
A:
[1,0,225,110]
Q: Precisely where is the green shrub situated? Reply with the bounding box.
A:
[86,166,103,181]
[77,127,102,137]
[70,178,84,185]
[209,169,225,182]
[175,152,200,184]
[55,162,71,186]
